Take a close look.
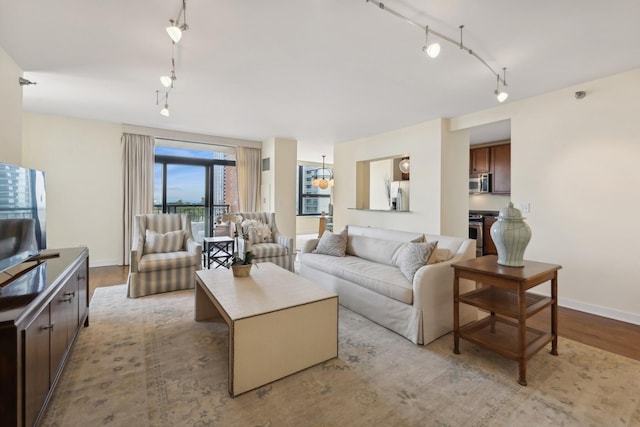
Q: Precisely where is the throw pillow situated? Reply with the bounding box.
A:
[144,229,184,254]
[398,241,438,282]
[313,229,347,257]
[428,248,452,264]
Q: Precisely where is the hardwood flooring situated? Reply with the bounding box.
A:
[89,265,640,362]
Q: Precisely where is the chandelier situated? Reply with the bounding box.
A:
[311,155,334,190]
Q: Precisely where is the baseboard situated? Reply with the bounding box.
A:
[557,297,640,326]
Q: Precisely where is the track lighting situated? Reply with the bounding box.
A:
[166,0,189,43]
[366,0,509,103]
[494,68,509,103]
[422,26,440,58]
[157,91,170,117]
[160,56,177,88]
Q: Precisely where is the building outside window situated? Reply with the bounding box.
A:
[297,164,331,215]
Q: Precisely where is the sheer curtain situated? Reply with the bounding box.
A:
[235,146,262,212]
[122,133,154,265]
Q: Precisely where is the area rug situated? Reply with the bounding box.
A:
[42,284,640,427]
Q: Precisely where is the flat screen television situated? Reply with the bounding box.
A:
[0,162,46,275]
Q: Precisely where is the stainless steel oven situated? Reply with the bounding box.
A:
[469,216,483,257]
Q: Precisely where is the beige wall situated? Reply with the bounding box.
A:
[0,46,23,165]
[262,137,297,242]
[334,118,470,238]
[22,113,123,266]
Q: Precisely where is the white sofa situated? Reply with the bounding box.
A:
[299,225,477,345]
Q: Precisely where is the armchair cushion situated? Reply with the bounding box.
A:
[138,251,199,273]
[143,229,185,254]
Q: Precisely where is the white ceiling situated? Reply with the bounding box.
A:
[2,1,640,162]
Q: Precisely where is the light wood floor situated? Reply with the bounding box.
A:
[89,265,640,362]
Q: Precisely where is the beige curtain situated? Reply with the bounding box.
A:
[122,133,154,265]
[236,146,262,212]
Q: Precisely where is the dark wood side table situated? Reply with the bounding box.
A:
[452,255,562,386]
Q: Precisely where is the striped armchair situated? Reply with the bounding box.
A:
[127,214,202,298]
[236,212,294,272]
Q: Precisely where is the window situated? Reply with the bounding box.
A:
[154,144,237,241]
[297,165,331,215]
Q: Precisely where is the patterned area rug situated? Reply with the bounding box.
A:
[42,285,640,427]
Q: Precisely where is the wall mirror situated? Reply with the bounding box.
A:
[355,156,410,211]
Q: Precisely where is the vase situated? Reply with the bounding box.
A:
[490,202,531,267]
[231,264,252,277]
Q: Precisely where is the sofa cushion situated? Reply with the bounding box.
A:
[346,235,405,266]
[301,253,413,304]
[397,241,438,282]
[313,229,347,257]
[138,251,197,272]
[144,229,184,254]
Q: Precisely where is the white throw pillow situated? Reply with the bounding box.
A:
[144,229,184,254]
[313,229,348,257]
[398,241,438,282]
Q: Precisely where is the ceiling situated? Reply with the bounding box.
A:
[2,1,640,162]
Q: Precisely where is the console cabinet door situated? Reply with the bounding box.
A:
[23,307,51,427]
[50,277,78,384]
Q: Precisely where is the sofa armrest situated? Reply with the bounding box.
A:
[300,238,320,255]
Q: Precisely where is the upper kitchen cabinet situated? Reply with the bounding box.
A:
[470,147,490,174]
[491,143,511,194]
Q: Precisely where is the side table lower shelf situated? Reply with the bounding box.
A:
[459,316,554,361]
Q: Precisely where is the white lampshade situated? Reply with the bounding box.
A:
[496,91,509,103]
[423,42,440,58]
[166,25,182,43]
[160,105,170,116]
[160,76,172,87]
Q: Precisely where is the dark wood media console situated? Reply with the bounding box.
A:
[0,247,89,427]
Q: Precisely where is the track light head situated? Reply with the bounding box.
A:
[495,90,509,103]
[160,76,173,88]
[166,20,182,43]
[160,105,170,116]
[422,43,441,58]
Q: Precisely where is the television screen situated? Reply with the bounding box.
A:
[0,163,46,274]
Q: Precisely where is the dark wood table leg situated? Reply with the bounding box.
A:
[518,284,527,386]
[550,272,559,356]
[453,273,460,354]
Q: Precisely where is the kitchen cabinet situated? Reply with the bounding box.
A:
[483,217,498,255]
[491,143,511,194]
[0,247,89,427]
[470,147,490,174]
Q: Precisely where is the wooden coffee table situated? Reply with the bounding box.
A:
[194,262,338,397]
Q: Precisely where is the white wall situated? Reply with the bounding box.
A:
[0,46,23,165]
[22,113,123,266]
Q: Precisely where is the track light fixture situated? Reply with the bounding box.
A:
[156,0,191,116]
[166,0,189,43]
[495,68,509,103]
[157,91,170,117]
[422,26,440,59]
[366,0,509,103]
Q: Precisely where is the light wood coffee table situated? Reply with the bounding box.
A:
[195,262,338,397]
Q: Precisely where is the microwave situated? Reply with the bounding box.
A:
[469,173,491,194]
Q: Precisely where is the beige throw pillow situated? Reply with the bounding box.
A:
[144,229,184,254]
[398,241,438,282]
[313,229,348,257]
